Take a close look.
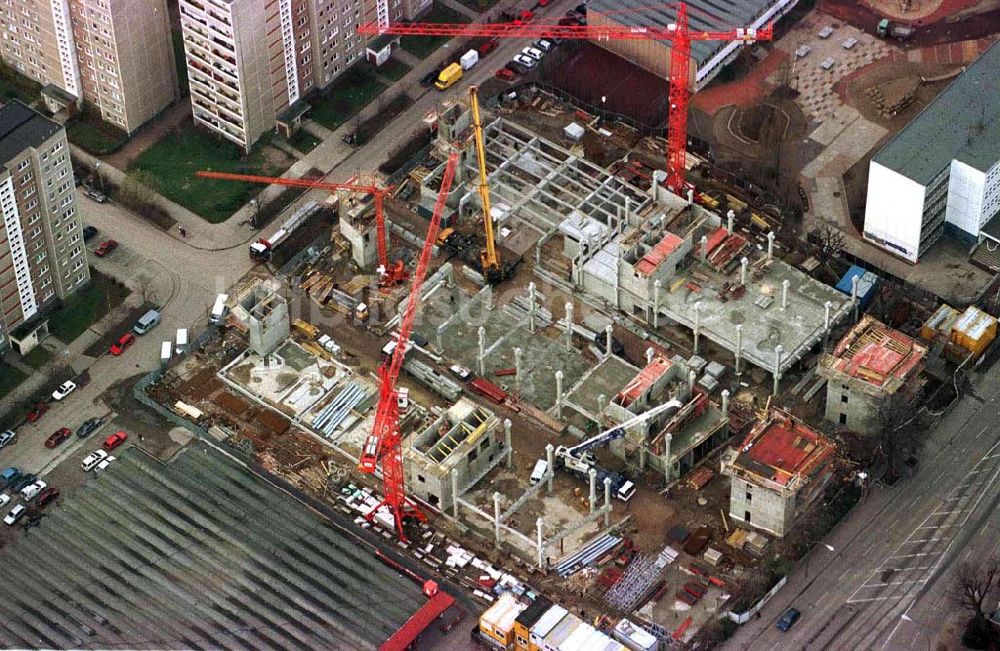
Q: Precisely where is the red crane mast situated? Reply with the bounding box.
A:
[357,2,772,192]
[194,170,406,286]
[358,151,460,540]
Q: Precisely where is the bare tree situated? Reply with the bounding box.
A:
[119,169,159,209]
[813,223,846,267]
[873,392,925,483]
[954,557,1000,647]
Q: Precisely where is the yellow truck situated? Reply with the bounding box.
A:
[435,63,463,90]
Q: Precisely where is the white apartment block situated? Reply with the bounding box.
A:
[0,101,88,350]
[180,0,427,151]
[0,0,178,133]
[863,40,1000,263]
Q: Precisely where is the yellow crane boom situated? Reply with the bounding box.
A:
[469,86,501,281]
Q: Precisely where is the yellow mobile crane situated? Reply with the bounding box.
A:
[469,86,505,284]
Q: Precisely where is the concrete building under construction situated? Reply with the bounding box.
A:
[818,315,928,435]
[720,409,837,537]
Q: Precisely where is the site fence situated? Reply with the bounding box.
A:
[727,576,787,624]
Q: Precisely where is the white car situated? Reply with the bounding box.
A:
[4,504,26,525]
[512,54,537,69]
[21,480,47,501]
[0,493,9,508]
[522,46,544,61]
[81,449,109,472]
[535,39,554,52]
[52,380,77,401]
[95,456,116,473]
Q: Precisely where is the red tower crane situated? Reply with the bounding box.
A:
[358,151,459,541]
[195,170,408,286]
[357,2,772,192]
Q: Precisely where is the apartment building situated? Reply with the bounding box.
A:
[0,0,178,134]
[180,0,428,151]
[0,101,88,351]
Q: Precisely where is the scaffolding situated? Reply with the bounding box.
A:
[604,554,663,612]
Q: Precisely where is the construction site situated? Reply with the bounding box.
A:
[135,10,1000,648]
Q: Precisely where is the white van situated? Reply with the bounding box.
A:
[20,480,46,501]
[209,293,229,325]
[175,328,188,355]
[530,459,548,485]
[133,309,161,335]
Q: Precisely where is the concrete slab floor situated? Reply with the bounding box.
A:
[565,356,640,418]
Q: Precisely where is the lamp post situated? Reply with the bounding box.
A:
[94,160,105,193]
[804,542,834,579]
[900,614,931,651]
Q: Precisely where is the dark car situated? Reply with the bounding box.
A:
[82,225,98,241]
[508,60,531,75]
[0,467,20,489]
[777,608,801,632]
[557,16,581,26]
[76,417,102,438]
[575,3,587,14]
[44,427,72,449]
[34,486,60,509]
[10,473,37,492]
[26,402,48,423]
[419,69,440,87]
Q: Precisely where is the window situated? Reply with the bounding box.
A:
[841,394,849,404]
[469,448,478,461]
[480,438,489,451]
[744,510,751,523]
[839,413,847,425]
[745,491,752,501]
[417,474,425,483]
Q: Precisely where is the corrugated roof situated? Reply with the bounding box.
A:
[636,232,684,276]
[872,40,1000,184]
[532,604,568,639]
[381,591,455,651]
[0,100,61,165]
[953,305,997,340]
[481,592,526,633]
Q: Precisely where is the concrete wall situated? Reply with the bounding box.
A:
[728,476,795,538]
[946,160,987,237]
[822,378,880,435]
[863,161,926,263]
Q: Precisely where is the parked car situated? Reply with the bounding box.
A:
[777,608,801,632]
[82,225,99,241]
[448,364,473,381]
[477,40,498,56]
[419,68,441,87]
[512,54,537,69]
[52,380,77,401]
[508,59,531,75]
[76,417,102,438]
[34,486,59,509]
[534,38,554,52]
[95,456,116,473]
[521,46,544,61]
[26,403,48,423]
[0,468,20,489]
[81,449,109,472]
[20,480,46,501]
[94,239,118,257]
[9,473,37,492]
[103,431,128,451]
[44,427,72,449]
[109,332,136,356]
[83,186,107,203]
[0,429,15,448]
[4,504,26,526]
[558,16,581,26]
[495,67,517,81]
[0,493,9,508]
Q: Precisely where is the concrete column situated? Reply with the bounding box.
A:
[663,432,673,483]
[588,468,597,515]
[545,444,555,493]
[504,419,512,468]
[514,347,524,392]
[603,477,612,527]
[740,257,749,285]
[653,279,662,328]
[735,324,743,376]
[535,244,542,266]
[436,324,446,351]
[555,370,564,419]
[564,302,574,351]
[824,300,833,332]
[727,209,735,234]
[536,516,545,569]
[605,325,614,360]
[451,467,460,518]
[446,264,455,287]
[700,235,709,262]
[597,394,607,420]
[721,389,730,416]
[477,326,487,375]
[639,443,647,471]
[528,282,537,333]
[851,275,860,321]
[688,370,697,397]
[693,302,701,354]
[483,285,494,311]
[687,188,694,205]
[767,231,775,261]
[773,344,784,396]
[493,492,502,546]
[646,346,655,365]
[781,279,790,310]
[624,196,631,226]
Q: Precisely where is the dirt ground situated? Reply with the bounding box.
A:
[821,0,1000,44]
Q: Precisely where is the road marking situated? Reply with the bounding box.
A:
[888,553,931,559]
[906,537,942,544]
[976,426,988,440]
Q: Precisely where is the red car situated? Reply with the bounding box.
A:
[495,67,517,81]
[34,487,59,509]
[103,430,128,450]
[44,427,72,449]
[519,9,534,21]
[109,332,136,356]
[478,40,497,56]
[26,403,48,423]
[94,239,118,257]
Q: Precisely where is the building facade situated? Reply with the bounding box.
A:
[0,101,88,350]
[0,0,177,133]
[863,40,1000,263]
[180,0,427,151]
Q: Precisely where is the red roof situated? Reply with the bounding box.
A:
[636,232,684,276]
[703,226,729,256]
[827,316,926,388]
[380,591,455,651]
[616,355,673,406]
[737,412,835,486]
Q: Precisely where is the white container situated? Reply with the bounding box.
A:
[460,49,479,70]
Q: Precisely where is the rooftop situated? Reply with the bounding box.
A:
[636,232,684,276]
[822,315,927,391]
[0,100,61,165]
[872,39,1000,184]
[616,354,674,406]
[481,593,527,633]
[727,409,836,490]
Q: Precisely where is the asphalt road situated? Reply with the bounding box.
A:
[724,363,1000,650]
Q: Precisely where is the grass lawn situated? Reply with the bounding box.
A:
[287,130,319,154]
[22,346,53,370]
[66,111,129,156]
[0,62,41,104]
[173,30,190,96]
[48,272,130,344]
[131,121,289,223]
[377,58,412,81]
[400,3,471,59]
[0,362,27,400]
[356,95,413,146]
[309,64,387,130]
